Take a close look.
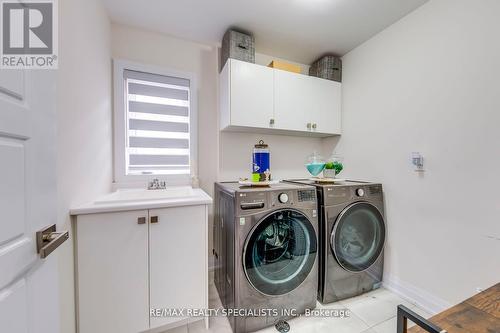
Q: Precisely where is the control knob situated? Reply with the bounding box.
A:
[356,188,365,197]
[278,193,289,204]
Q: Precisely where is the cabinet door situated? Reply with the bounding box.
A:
[77,211,149,333]
[149,205,207,329]
[230,59,274,129]
[274,70,316,132]
[311,79,341,135]
[275,70,342,134]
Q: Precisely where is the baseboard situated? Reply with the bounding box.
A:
[383,273,452,315]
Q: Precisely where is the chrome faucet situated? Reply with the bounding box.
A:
[148,178,166,190]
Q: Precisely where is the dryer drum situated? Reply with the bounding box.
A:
[331,202,386,273]
[243,209,317,296]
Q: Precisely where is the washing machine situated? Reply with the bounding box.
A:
[214,182,318,332]
[284,179,386,304]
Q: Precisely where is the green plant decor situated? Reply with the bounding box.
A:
[325,161,343,176]
[324,162,334,170]
[333,161,343,175]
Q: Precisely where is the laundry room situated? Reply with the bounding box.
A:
[0,1,498,333]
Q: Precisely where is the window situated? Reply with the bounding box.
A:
[113,60,197,185]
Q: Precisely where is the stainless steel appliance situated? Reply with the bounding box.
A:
[284,179,386,304]
[214,182,319,332]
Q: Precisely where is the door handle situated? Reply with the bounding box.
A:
[150,216,159,224]
[36,224,69,259]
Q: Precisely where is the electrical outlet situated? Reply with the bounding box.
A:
[411,152,424,172]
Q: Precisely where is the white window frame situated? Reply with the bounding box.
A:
[113,59,198,188]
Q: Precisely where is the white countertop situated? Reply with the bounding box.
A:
[70,187,213,215]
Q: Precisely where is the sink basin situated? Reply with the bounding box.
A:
[70,186,212,215]
[94,187,195,204]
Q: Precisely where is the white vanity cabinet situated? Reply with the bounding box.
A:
[76,210,150,333]
[149,206,207,329]
[219,58,342,136]
[74,203,209,333]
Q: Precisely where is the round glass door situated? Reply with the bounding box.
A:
[243,209,317,296]
[331,202,385,273]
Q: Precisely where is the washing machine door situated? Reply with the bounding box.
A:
[331,202,385,273]
[243,209,317,296]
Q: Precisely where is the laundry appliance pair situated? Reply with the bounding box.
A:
[213,180,386,332]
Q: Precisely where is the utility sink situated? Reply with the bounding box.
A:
[70,186,212,215]
[94,187,195,204]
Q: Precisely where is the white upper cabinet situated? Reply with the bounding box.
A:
[220,59,341,137]
[274,70,317,132]
[220,59,274,130]
[308,76,342,135]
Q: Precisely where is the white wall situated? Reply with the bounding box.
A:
[219,132,321,181]
[336,0,500,312]
[56,1,112,332]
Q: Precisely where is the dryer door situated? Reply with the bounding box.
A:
[331,202,385,273]
[243,209,317,296]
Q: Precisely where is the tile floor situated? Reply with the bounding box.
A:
[162,276,433,333]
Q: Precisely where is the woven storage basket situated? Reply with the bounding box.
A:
[221,29,255,70]
[309,55,342,82]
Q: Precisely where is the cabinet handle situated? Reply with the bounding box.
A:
[307,123,312,130]
[269,118,275,126]
[150,216,159,224]
[137,217,146,225]
[312,123,317,130]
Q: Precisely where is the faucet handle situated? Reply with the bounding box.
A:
[148,178,159,190]
[148,178,166,190]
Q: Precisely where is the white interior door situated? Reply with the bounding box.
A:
[0,66,60,333]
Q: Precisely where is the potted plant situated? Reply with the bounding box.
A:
[323,156,343,179]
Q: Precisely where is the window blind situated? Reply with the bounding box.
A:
[124,69,190,175]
